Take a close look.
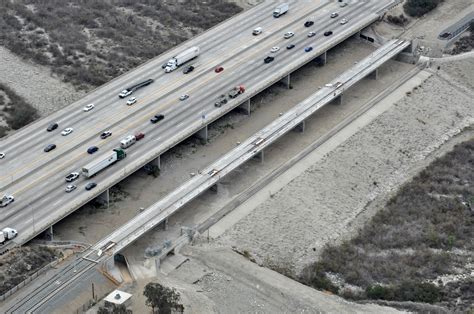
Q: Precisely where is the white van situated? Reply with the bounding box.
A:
[252,27,263,35]
[120,135,136,149]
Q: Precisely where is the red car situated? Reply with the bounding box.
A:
[215,66,224,73]
[135,132,145,141]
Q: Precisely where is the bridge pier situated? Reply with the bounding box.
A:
[97,188,110,208]
[210,184,218,193]
[195,125,208,144]
[294,120,305,133]
[253,150,264,163]
[279,73,291,89]
[333,94,343,105]
[318,51,327,66]
[150,155,161,169]
[238,99,251,115]
[368,68,378,80]
[46,225,54,241]
[162,217,169,231]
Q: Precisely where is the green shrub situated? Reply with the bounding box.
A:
[403,0,443,17]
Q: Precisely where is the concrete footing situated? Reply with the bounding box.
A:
[97,188,110,207]
[280,73,291,89]
[238,99,251,115]
[196,125,208,144]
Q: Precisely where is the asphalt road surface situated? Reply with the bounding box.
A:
[0,0,399,246]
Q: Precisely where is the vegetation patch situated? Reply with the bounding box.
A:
[450,22,474,55]
[0,246,60,295]
[0,0,242,91]
[144,282,184,313]
[403,0,444,17]
[301,138,474,312]
[0,83,39,136]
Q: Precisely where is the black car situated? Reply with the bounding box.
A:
[87,146,99,154]
[44,144,56,152]
[183,65,194,74]
[150,114,165,124]
[264,56,275,64]
[85,182,97,191]
[304,21,314,27]
[324,31,333,36]
[47,122,58,132]
[286,44,295,50]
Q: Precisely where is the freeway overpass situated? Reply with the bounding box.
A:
[0,0,403,247]
[2,38,411,312]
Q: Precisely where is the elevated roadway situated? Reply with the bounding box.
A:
[2,38,410,313]
[0,0,402,247]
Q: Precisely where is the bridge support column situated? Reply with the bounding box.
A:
[333,94,343,105]
[97,188,110,208]
[294,120,305,133]
[210,184,218,193]
[238,99,251,115]
[196,125,208,144]
[368,68,378,80]
[253,150,264,163]
[162,218,169,231]
[150,155,161,169]
[280,73,291,89]
[46,225,54,241]
[318,51,327,66]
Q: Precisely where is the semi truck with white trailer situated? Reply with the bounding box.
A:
[273,3,289,17]
[82,148,126,178]
[0,227,18,244]
[165,47,200,73]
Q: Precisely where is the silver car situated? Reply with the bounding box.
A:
[65,185,77,193]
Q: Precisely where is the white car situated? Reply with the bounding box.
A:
[284,31,294,39]
[119,89,132,98]
[61,128,73,136]
[65,185,76,193]
[340,18,348,25]
[0,195,14,207]
[330,12,339,18]
[127,97,137,105]
[83,103,94,112]
[0,152,5,159]
[252,27,263,35]
[308,31,316,37]
[270,46,280,53]
[179,94,189,101]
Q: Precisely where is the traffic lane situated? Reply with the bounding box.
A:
[0,0,382,218]
[2,0,392,233]
[0,0,326,181]
[3,26,357,233]
[0,1,278,156]
[0,0,312,170]
[0,0,280,152]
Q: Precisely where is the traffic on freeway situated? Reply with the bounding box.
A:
[0,0,400,246]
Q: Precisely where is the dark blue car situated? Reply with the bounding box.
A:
[305,46,313,52]
[87,146,99,154]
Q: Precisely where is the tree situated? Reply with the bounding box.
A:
[143,282,184,314]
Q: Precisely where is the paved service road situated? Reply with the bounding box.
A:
[0,0,400,246]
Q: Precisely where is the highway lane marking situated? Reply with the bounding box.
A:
[7,1,370,198]
[1,1,322,182]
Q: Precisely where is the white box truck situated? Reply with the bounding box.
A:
[165,47,200,73]
[82,149,126,178]
[120,135,137,149]
[0,227,17,244]
[273,3,289,17]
